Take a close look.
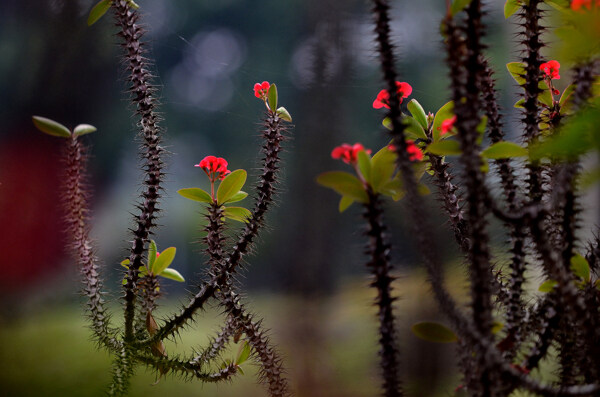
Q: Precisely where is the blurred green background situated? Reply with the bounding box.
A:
[0,0,597,396]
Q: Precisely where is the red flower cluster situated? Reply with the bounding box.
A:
[254,81,270,99]
[388,141,424,162]
[195,155,231,181]
[331,143,371,165]
[571,0,600,10]
[373,82,413,109]
[540,60,560,80]
[439,115,457,136]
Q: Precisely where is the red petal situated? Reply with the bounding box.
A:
[396,82,413,98]
[331,146,345,159]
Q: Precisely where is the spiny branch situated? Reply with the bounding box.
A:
[363,189,402,396]
[111,0,166,342]
[64,135,118,350]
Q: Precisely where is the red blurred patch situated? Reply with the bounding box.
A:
[0,133,66,290]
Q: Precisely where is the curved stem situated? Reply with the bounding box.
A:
[220,285,290,397]
[64,136,117,350]
[146,111,287,344]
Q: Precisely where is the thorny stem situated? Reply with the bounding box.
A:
[64,136,118,350]
[220,285,290,397]
[371,0,468,349]
[142,111,286,345]
[112,0,165,342]
[363,189,402,396]
[135,353,239,382]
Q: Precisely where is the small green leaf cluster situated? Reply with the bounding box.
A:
[260,83,292,122]
[32,116,96,138]
[121,240,185,284]
[317,146,429,212]
[530,96,600,164]
[382,98,430,141]
[178,169,251,223]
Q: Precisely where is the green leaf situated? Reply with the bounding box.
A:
[529,99,599,160]
[403,116,428,140]
[276,107,292,122]
[217,169,247,205]
[120,259,130,268]
[316,171,369,203]
[451,0,473,15]
[235,342,252,365]
[481,158,490,173]
[382,117,392,131]
[224,191,248,204]
[379,177,403,199]
[504,0,521,19]
[506,62,526,85]
[538,87,553,107]
[413,161,428,181]
[538,279,558,293]
[159,268,185,282]
[481,142,528,159]
[148,240,157,270]
[426,140,462,156]
[432,101,454,141]
[178,188,213,203]
[87,0,112,26]
[514,99,525,108]
[411,322,458,343]
[338,196,354,213]
[224,207,252,223]
[383,117,424,140]
[559,84,575,108]
[491,322,504,334]
[152,247,176,275]
[126,0,140,9]
[370,146,397,193]
[571,254,590,282]
[267,83,278,112]
[32,116,71,138]
[407,99,428,129]
[73,124,97,137]
[476,115,488,145]
[357,150,371,183]
[546,0,569,11]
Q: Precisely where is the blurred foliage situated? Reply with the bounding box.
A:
[0,276,460,397]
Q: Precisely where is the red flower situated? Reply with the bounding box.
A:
[195,155,231,181]
[539,60,560,80]
[439,115,457,136]
[406,140,424,161]
[373,82,413,109]
[331,143,371,165]
[571,0,600,11]
[254,81,270,99]
[388,141,424,162]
